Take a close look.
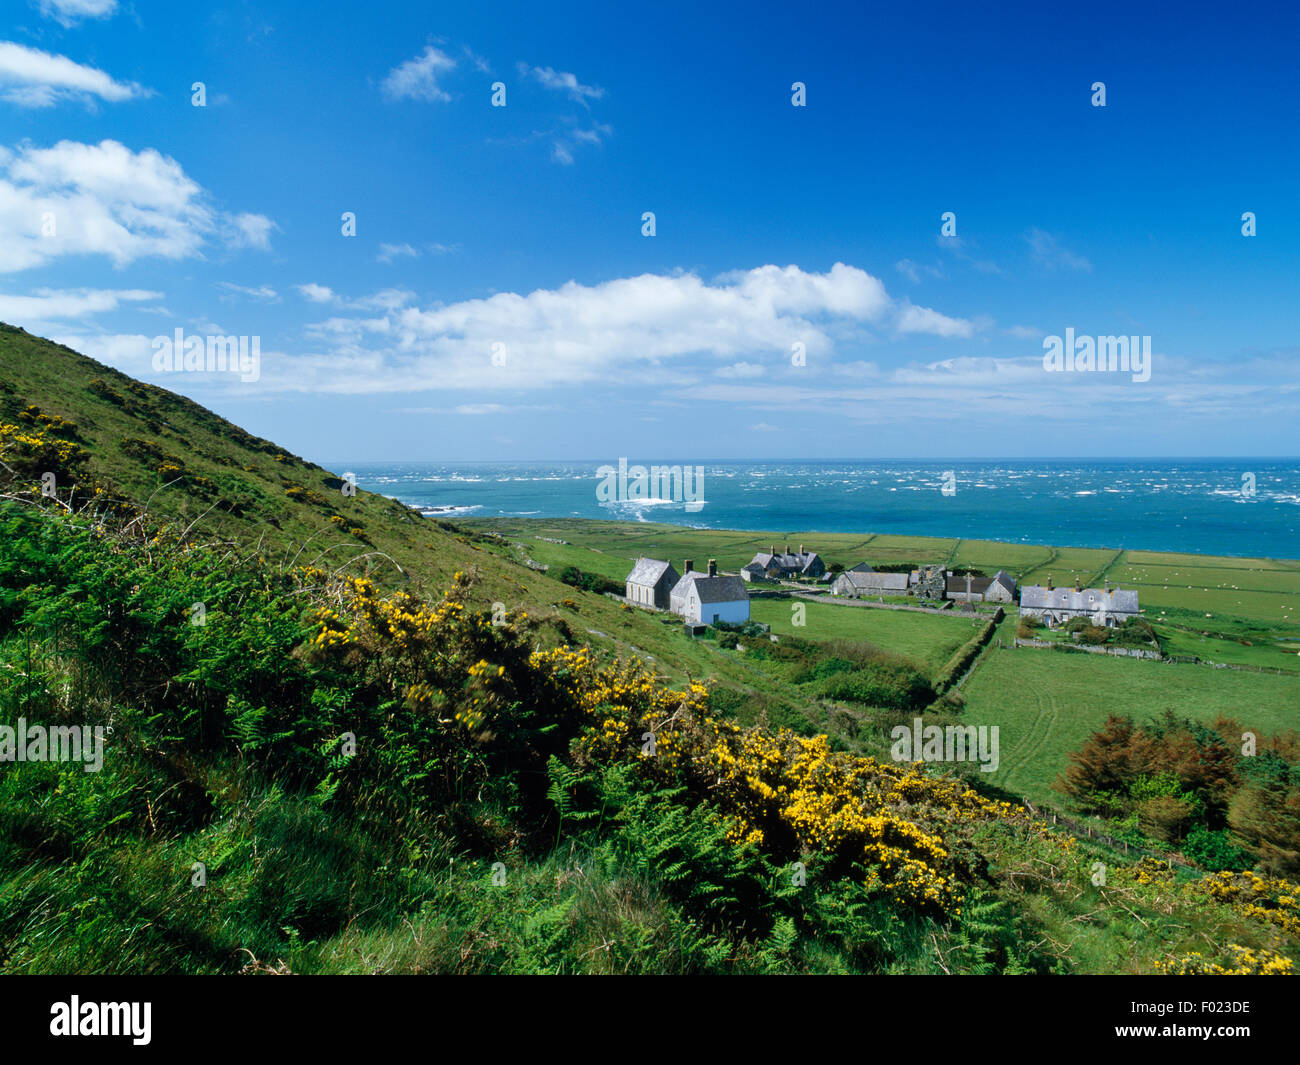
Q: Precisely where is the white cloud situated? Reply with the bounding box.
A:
[547,121,611,165]
[268,262,911,393]
[0,286,159,322]
[894,302,976,338]
[296,282,335,303]
[0,139,274,271]
[935,235,1002,275]
[895,259,942,283]
[38,0,118,27]
[382,45,457,102]
[520,64,604,105]
[49,331,152,369]
[377,241,418,263]
[454,403,505,415]
[1026,227,1092,272]
[716,361,765,378]
[376,241,457,262]
[462,47,491,74]
[217,282,278,302]
[1005,324,1041,339]
[0,42,149,108]
[226,212,275,250]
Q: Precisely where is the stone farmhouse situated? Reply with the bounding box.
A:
[624,557,681,610]
[911,564,949,601]
[947,570,1018,603]
[1019,577,1140,628]
[625,557,750,625]
[831,563,1017,604]
[746,544,826,580]
[830,570,910,598]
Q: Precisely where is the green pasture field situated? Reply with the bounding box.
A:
[749,597,983,672]
[961,647,1300,807]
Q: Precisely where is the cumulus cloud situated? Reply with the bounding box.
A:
[0,42,149,108]
[226,212,275,250]
[0,139,274,271]
[262,262,962,394]
[382,45,458,102]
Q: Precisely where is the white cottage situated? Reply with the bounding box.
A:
[1019,577,1139,628]
[669,559,750,625]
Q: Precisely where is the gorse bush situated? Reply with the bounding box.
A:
[0,494,1297,974]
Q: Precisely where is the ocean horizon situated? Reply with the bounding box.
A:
[338,459,1300,561]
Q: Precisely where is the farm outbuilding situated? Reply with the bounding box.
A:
[624,557,680,610]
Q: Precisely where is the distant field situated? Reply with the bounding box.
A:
[462,517,1300,775]
[465,518,1300,642]
[749,598,983,672]
[962,648,1300,806]
[1152,624,1300,672]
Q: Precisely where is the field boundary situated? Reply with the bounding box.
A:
[1013,637,1162,661]
[793,591,986,618]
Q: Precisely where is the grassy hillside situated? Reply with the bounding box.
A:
[964,648,1300,804]
[2,324,1299,976]
[0,325,799,705]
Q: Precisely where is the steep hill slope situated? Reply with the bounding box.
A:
[0,324,840,730]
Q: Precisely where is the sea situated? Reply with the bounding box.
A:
[341,460,1300,561]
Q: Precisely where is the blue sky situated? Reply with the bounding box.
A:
[2,0,1298,462]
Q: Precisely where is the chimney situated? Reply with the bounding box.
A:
[684,559,693,573]
[707,558,717,577]
[1047,574,1053,590]
[799,544,805,556]
[770,545,775,555]
[1104,578,1110,594]
[1074,577,1081,592]
[784,543,790,555]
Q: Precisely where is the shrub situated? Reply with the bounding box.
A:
[817,662,933,711]
[1183,826,1253,872]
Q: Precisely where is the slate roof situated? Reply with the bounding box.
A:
[990,570,1017,593]
[848,562,875,573]
[626,557,676,586]
[751,550,822,574]
[947,575,993,595]
[1019,586,1139,613]
[836,571,909,592]
[690,575,749,604]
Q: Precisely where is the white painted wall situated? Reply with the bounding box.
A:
[685,587,750,625]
